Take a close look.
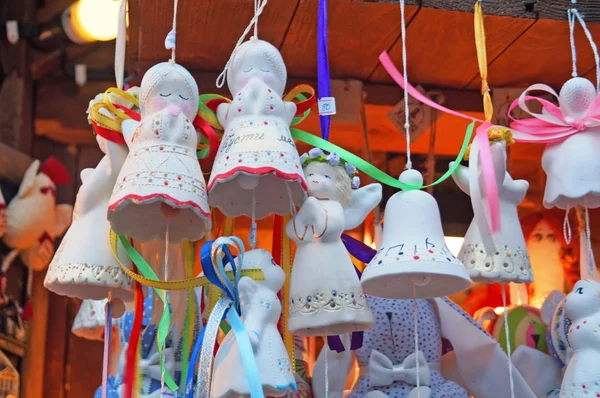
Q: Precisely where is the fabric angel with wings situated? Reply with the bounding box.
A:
[286,149,382,336]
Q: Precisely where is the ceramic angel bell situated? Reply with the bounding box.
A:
[312,296,538,398]
[287,149,381,336]
[108,62,210,243]
[3,157,73,271]
[560,279,600,397]
[212,249,296,397]
[511,77,600,210]
[208,37,307,219]
[45,134,132,302]
[451,138,532,284]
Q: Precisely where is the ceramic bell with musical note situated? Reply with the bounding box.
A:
[108,62,211,243]
[451,139,533,284]
[361,169,471,299]
[207,37,307,219]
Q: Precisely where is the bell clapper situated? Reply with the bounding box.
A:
[238,174,260,190]
[411,274,431,287]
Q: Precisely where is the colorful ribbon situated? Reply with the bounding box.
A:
[194,238,264,398]
[509,84,600,143]
[378,51,500,233]
[317,0,332,140]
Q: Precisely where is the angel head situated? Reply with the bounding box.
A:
[241,249,285,293]
[300,149,360,207]
[565,279,600,322]
[559,77,596,120]
[227,38,287,97]
[139,62,199,121]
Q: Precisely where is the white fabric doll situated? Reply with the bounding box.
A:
[108,62,210,243]
[287,149,382,336]
[208,37,307,219]
[45,135,132,301]
[560,279,600,396]
[451,139,532,284]
[211,249,296,397]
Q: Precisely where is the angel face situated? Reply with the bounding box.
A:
[140,63,199,121]
[227,40,287,96]
[303,162,350,205]
[565,279,600,321]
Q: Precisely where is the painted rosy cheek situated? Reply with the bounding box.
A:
[151,97,168,110]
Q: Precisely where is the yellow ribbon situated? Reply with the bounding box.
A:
[103,87,140,122]
[474,2,493,124]
[109,229,264,290]
[280,215,296,375]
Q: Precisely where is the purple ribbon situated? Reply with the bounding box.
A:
[341,234,377,264]
[327,332,364,352]
[317,0,331,141]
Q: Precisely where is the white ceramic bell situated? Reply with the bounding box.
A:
[108,62,211,243]
[207,38,307,219]
[361,170,471,299]
[45,136,133,301]
[542,78,600,209]
[72,299,109,341]
[561,279,600,396]
[452,141,533,284]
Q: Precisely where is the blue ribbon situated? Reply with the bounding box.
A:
[193,238,264,398]
[317,0,331,140]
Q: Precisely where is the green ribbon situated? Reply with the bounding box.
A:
[118,235,179,392]
[290,121,474,190]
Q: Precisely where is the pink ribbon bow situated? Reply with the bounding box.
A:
[509,83,600,143]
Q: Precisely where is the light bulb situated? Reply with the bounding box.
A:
[63,0,126,43]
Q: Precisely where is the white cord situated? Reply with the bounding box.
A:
[161,224,170,396]
[571,8,600,91]
[115,0,127,90]
[501,288,515,398]
[324,342,329,398]
[584,207,597,278]
[399,0,412,169]
[250,189,257,249]
[171,0,178,62]
[563,208,572,245]
[568,9,578,78]
[412,286,420,397]
[216,0,269,88]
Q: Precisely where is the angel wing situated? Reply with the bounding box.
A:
[344,183,382,230]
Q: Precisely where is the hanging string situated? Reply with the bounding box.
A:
[584,207,597,278]
[165,0,179,63]
[324,340,329,398]
[102,291,113,398]
[500,288,515,398]
[412,285,420,397]
[563,208,572,245]
[398,0,412,169]
[115,0,128,90]
[216,0,269,88]
[250,190,257,249]
[568,2,600,91]
[161,224,170,395]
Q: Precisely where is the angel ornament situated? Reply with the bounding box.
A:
[212,249,296,397]
[208,37,307,219]
[108,62,210,243]
[451,134,532,284]
[287,149,382,336]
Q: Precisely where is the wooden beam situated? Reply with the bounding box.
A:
[357,0,600,22]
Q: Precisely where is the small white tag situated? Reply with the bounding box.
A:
[74,64,87,87]
[318,97,336,116]
[5,21,19,44]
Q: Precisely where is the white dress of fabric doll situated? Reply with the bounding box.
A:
[451,140,532,284]
[211,249,296,397]
[287,159,381,336]
[560,279,600,397]
[108,62,210,243]
[207,38,307,219]
[45,135,133,301]
[541,78,600,210]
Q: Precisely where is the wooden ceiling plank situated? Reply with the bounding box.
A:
[134,0,299,76]
[280,0,417,80]
[466,19,600,89]
[368,8,535,87]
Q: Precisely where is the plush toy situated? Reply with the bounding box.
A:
[2,157,73,271]
[560,279,600,396]
[108,62,211,243]
[211,249,296,397]
[312,296,537,398]
[451,139,532,284]
[287,149,381,336]
[208,37,307,219]
[45,134,132,302]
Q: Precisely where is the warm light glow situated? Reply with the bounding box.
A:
[68,0,125,42]
[369,241,377,249]
[444,236,464,257]
[493,306,505,315]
